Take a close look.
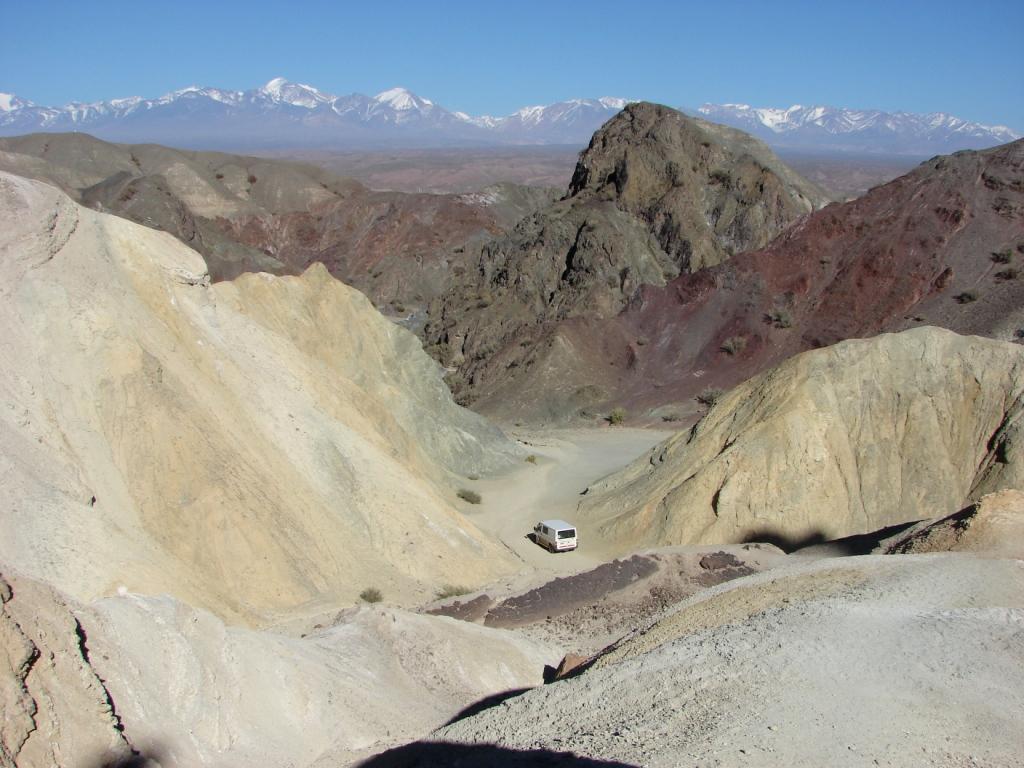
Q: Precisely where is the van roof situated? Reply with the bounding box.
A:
[540,519,575,530]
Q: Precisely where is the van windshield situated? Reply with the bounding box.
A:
[557,529,576,539]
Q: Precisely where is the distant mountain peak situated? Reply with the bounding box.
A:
[0,80,1016,154]
[258,77,331,108]
[697,102,1020,154]
[0,93,31,112]
[374,87,433,111]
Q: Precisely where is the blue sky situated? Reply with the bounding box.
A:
[3,0,1022,128]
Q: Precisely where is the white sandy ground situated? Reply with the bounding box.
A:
[427,554,1024,768]
[453,427,676,586]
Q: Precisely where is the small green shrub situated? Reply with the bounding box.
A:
[954,290,978,304]
[435,584,470,600]
[525,454,537,464]
[696,387,724,407]
[661,412,682,422]
[457,489,482,504]
[608,407,627,425]
[247,174,258,184]
[992,249,1013,264]
[996,268,1019,281]
[215,172,225,180]
[720,336,748,355]
[359,587,382,604]
[767,309,793,329]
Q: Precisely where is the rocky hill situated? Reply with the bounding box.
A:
[458,137,1024,422]
[0,171,525,624]
[0,132,555,315]
[425,102,829,405]
[578,328,1023,552]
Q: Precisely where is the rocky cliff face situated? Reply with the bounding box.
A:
[459,138,1024,423]
[0,133,555,315]
[0,171,522,624]
[424,103,829,405]
[578,328,1024,551]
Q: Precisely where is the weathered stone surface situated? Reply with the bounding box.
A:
[0,571,133,768]
[0,171,521,624]
[579,328,1024,551]
[880,489,1024,558]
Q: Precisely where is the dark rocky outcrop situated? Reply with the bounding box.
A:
[424,103,829,406]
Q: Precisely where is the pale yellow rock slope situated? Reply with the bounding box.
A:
[880,489,1024,559]
[0,171,521,624]
[580,327,1024,551]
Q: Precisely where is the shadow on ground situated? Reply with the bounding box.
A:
[357,742,639,767]
[444,688,531,726]
[90,745,165,768]
[742,521,920,555]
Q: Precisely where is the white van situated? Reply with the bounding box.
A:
[533,519,578,552]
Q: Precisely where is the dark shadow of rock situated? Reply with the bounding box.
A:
[443,688,531,726]
[357,742,640,767]
[742,521,921,555]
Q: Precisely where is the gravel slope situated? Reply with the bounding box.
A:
[416,554,1024,767]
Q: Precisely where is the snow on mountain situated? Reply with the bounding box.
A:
[0,79,1016,155]
[0,78,629,148]
[697,102,1021,155]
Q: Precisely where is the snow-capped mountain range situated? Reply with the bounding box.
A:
[0,78,1017,155]
[698,103,1020,155]
[0,78,627,149]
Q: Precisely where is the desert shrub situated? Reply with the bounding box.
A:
[1015,329,1024,341]
[457,489,482,504]
[435,584,470,600]
[392,302,406,313]
[954,290,978,304]
[247,174,258,184]
[359,587,382,604]
[636,336,649,346]
[767,308,793,328]
[991,249,1013,264]
[661,412,682,422]
[996,268,1019,281]
[1018,242,1024,254]
[720,336,748,355]
[608,407,627,425]
[215,172,224,180]
[525,454,537,464]
[466,474,479,481]
[696,387,725,407]
[709,169,732,187]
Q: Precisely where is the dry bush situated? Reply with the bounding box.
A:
[720,336,748,355]
[359,587,382,604]
[696,387,724,407]
[608,407,627,425]
[435,584,470,600]
[457,489,482,504]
